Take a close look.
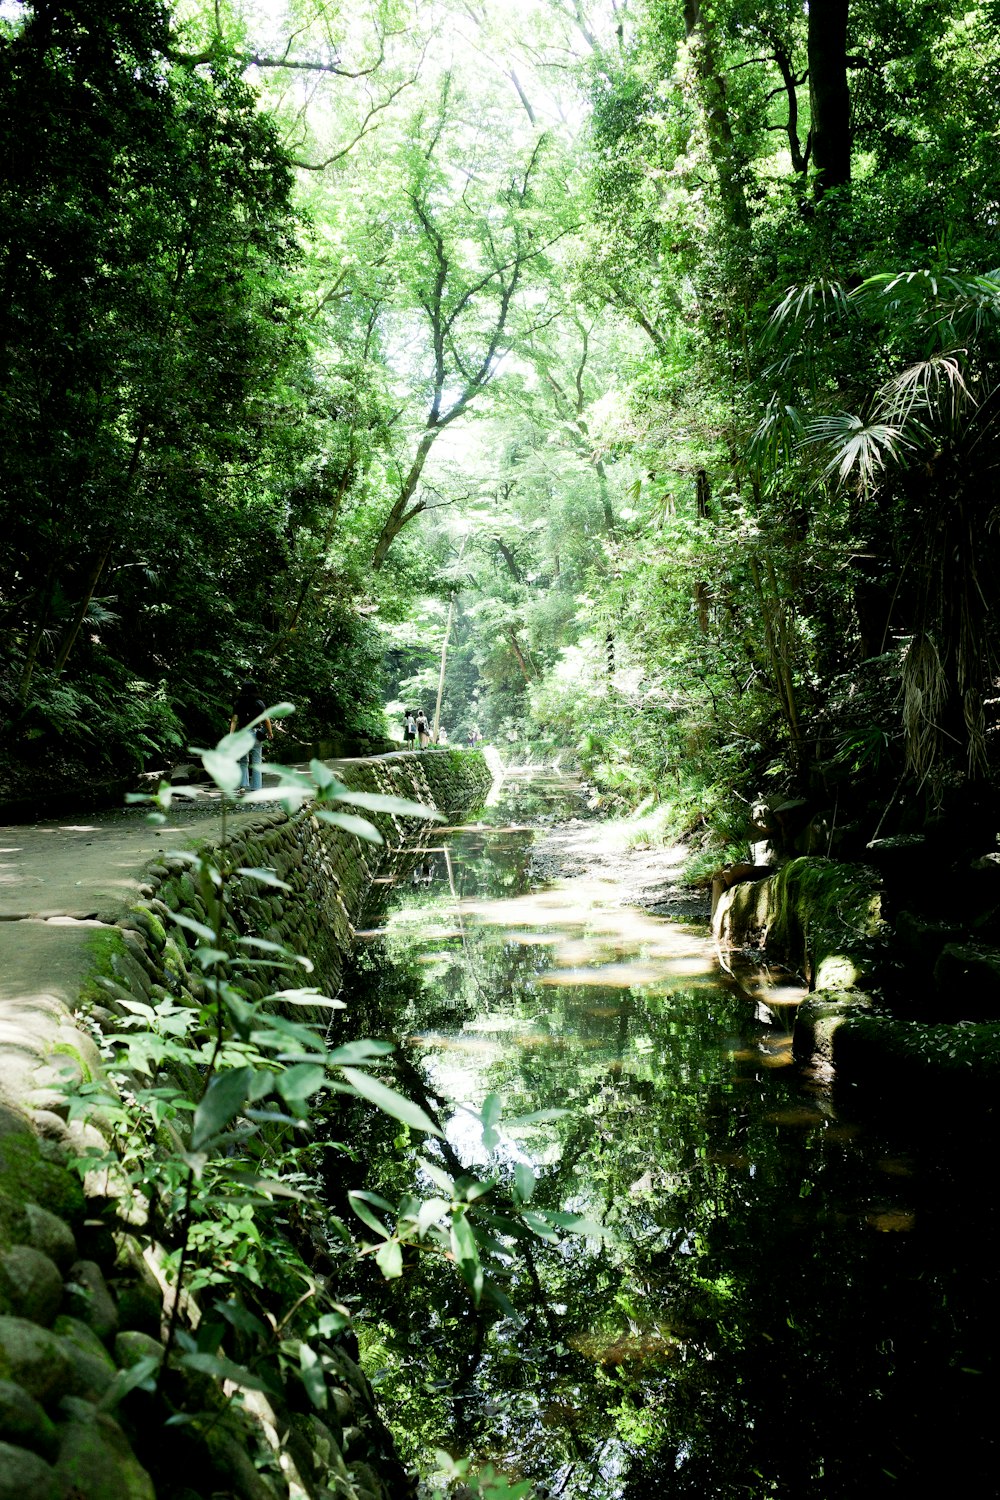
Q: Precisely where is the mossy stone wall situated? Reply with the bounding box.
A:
[0,751,491,1500]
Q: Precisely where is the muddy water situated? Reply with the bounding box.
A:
[336,773,1000,1498]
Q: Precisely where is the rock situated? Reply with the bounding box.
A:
[52,1316,117,1400]
[792,990,874,1068]
[24,1204,77,1273]
[113,1284,162,1341]
[65,1261,118,1342]
[0,1110,34,1145]
[895,910,965,973]
[113,1331,164,1373]
[934,943,1000,1020]
[0,1317,72,1403]
[54,1397,155,1500]
[110,951,152,999]
[0,1247,63,1326]
[0,1440,63,1500]
[329,1386,355,1422]
[124,909,167,952]
[0,1380,58,1460]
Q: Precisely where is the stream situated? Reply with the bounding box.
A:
[332,770,1000,1498]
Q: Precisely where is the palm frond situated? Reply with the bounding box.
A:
[878,353,975,430]
[764,279,850,345]
[801,413,911,488]
[746,398,804,473]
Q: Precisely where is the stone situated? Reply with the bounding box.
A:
[118,931,153,973]
[52,1316,117,1400]
[0,1380,58,1460]
[0,1317,72,1403]
[0,1246,63,1326]
[895,910,965,973]
[328,1386,354,1423]
[792,991,874,1068]
[124,909,167,952]
[24,1204,77,1272]
[113,1331,164,1372]
[65,1261,118,1342]
[0,1440,63,1500]
[27,1113,73,1150]
[113,1284,162,1340]
[54,1398,155,1500]
[934,943,1000,1020]
[110,951,152,999]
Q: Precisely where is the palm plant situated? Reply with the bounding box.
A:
[755,267,1000,788]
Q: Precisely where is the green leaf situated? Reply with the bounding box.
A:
[537,1210,613,1240]
[376,1239,404,1279]
[170,911,216,944]
[420,1159,455,1196]
[339,1067,442,1136]
[236,867,292,891]
[268,988,346,1010]
[97,1355,160,1411]
[312,808,383,845]
[332,789,444,822]
[520,1210,560,1243]
[347,1191,390,1239]
[191,1067,266,1151]
[299,1343,327,1410]
[309,759,340,789]
[450,1212,484,1304]
[513,1163,535,1203]
[276,1063,326,1111]
[213,729,257,759]
[416,1197,451,1236]
[202,749,243,791]
[178,1351,279,1395]
[325,1039,395,1065]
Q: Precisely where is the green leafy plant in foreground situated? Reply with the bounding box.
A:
[62,708,601,1493]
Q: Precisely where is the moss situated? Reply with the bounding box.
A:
[0,1136,84,1224]
[717,857,886,990]
[834,1014,1000,1109]
[46,1041,94,1086]
[127,907,167,952]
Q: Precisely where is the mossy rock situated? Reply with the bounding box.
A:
[715,856,886,990]
[0,1136,84,1224]
[833,1014,1000,1109]
[933,943,1000,1020]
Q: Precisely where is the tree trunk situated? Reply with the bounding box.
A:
[808,0,851,198]
[50,538,113,678]
[508,630,532,683]
[683,1,750,231]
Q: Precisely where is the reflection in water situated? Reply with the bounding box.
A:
[331,775,1000,1498]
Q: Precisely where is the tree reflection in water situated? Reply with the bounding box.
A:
[327,784,1000,1498]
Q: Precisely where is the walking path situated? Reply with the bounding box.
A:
[0,748,468,1032]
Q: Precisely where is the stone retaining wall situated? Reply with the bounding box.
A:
[0,750,492,1500]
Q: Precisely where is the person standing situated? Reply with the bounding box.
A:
[229,680,272,793]
[415,709,430,749]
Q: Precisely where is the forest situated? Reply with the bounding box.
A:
[2,0,999,867]
[4,5,1000,1497]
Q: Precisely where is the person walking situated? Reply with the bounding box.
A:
[415,709,430,749]
[404,710,417,750]
[229,680,273,793]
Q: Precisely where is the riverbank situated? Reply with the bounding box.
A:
[528,817,710,920]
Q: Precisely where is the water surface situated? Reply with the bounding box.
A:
[334,772,1000,1498]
